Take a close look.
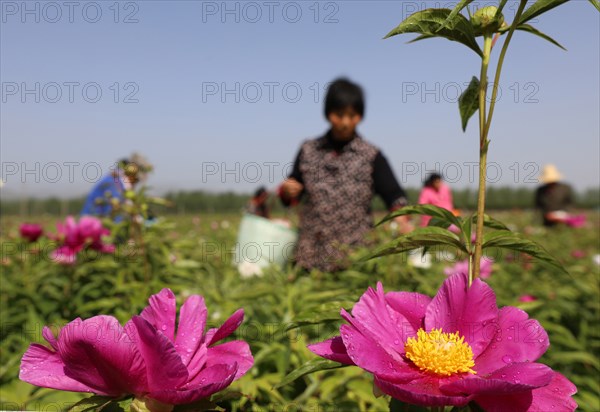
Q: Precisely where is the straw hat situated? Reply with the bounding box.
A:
[539,164,563,184]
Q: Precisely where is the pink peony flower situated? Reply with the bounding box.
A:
[570,250,585,259]
[519,295,538,303]
[309,273,577,410]
[78,216,109,244]
[565,214,585,228]
[56,216,82,248]
[19,223,44,243]
[20,289,253,408]
[444,257,493,279]
[50,246,78,265]
[50,216,114,264]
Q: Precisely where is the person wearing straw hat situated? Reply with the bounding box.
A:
[81,153,153,221]
[535,164,575,227]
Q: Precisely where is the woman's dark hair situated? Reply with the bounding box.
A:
[424,173,443,188]
[324,78,365,118]
[254,186,267,198]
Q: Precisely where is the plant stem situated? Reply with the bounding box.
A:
[472,34,493,286]
[473,0,529,285]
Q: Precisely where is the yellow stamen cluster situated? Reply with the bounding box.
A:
[404,328,476,377]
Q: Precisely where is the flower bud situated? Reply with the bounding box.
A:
[471,6,504,34]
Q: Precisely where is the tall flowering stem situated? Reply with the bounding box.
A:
[472,0,528,285]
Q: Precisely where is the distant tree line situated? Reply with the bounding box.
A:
[2,187,598,217]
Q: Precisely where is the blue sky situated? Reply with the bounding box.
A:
[1,0,598,198]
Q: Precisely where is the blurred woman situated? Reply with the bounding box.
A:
[279,78,410,272]
[418,173,454,227]
[246,186,270,219]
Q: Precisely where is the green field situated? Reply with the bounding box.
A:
[1,211,599,411]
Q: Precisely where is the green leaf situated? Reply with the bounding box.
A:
[470,213,511,231]
[518,0,570,25]
[589,0,600,12]
[362,227,468,261]
[378,204,462,229]
[427,217,452,229]
[406,34,434,44]
[174,399,224,412]
[482,231,568,274]
[458,76,480,131]
[496,0,509,14]
[551,351,600,370]
[389,398,429,411]
[68,395,113,412]
[514,24,566,50]
[385,9,483,57]
[274,358,346,389]
[437,0,475,31]
[461,214,473,252]
[287,301,352,330]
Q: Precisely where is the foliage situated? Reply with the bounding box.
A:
[1,210,598,410]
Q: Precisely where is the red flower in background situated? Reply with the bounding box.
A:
[19,223,43,243]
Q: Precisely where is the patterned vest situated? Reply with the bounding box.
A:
[296,135,379,271]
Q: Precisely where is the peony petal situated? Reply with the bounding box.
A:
[205,341,253,381]
[128,316,188,393]
[472,392,533,412]
[425,273,497,357]
[140,289,177,342]
[51,246,77,265]
[57,316,147,396]
[528,372,577,412]
[149,364,237,405]
[375,375,471,407]
[42,326,58,351]
[20,343,98,393]
[471,372,577,412]
[174,295,208,366]
[441,363,553,395]
[475,306,549,375]
[340,324,418,383]
[341,283,413,356]
[207,309,244,346]
[185,343,208,382]
[308,336,354,365]
[385,291,430,333]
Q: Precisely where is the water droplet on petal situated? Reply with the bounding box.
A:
[393,339,399,345]
[507,336,513,341]
[502,355,513,364]
[501,374,507,378]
